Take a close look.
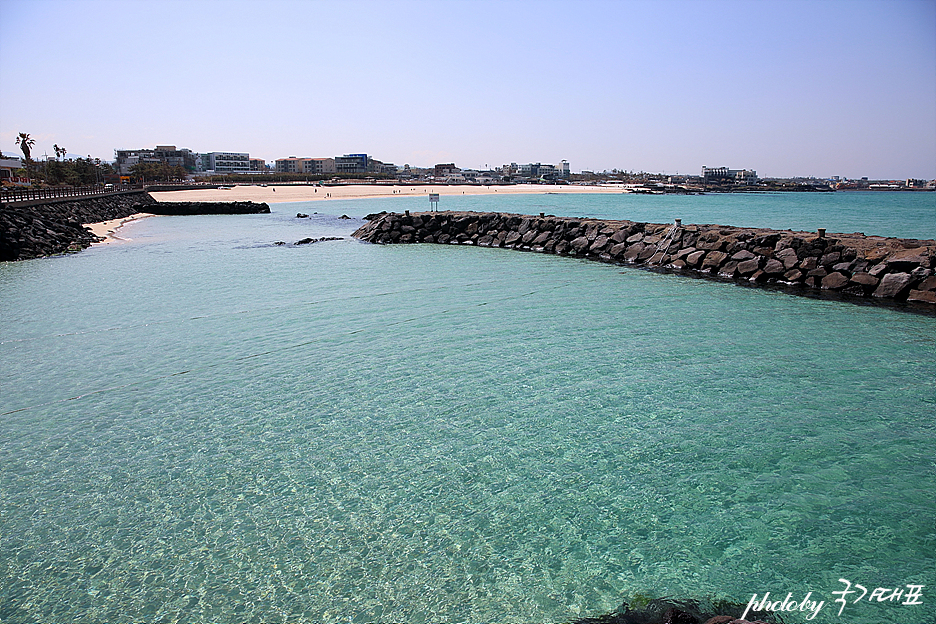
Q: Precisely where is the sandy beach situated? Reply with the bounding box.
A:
[85,213,154,245]
[83,184,621,243]
[150,183,623,204]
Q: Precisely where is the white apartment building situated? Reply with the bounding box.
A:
[205,152,250,174]
[702,166,758,185]
[507,161,570,179]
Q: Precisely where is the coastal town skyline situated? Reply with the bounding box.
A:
[4,141,931,188]
[1,0,934,180]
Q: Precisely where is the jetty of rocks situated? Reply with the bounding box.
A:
[145,201,270,216]
[352,211,936,310]
[1,191,156,261]
[0,194,270,261]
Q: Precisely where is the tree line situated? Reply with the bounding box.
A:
[9,132,116,186]
[8,132,393,188]
[199,172,393,184]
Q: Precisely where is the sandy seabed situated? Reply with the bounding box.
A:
[86,213,155,245]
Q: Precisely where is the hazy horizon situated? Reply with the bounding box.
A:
[1,0,934,180]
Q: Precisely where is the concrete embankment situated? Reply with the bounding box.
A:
[0,194,270,261]
[353,211,936,309]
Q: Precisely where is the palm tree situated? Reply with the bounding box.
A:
[16,132,35,182]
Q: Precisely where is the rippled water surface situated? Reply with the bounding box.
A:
[353,189,936,239]
[1,193,933,623]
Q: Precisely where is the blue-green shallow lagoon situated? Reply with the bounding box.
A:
[0,194,933,623]
[341,189,936,240]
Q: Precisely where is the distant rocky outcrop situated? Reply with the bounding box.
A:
[145,201,270,216]
[353,211,936,310]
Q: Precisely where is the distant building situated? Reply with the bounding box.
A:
[115,146,251,175]
[331,154,392,176]
[274,157,336,174]
[114,146,199,175]
[115,149,154,175]
[250,158,267,172]
[154,146,197,170]
[510,161,570,180]
[275,157,302,173]
[306,158,336,174]
[366,159,396,175]
[203,152,250,174]
[434,163,458,177]
[335,154,368,174]
[517,163,565,180]
[436,169,464,183]
[702,166,758,185]
[0,157,24,183]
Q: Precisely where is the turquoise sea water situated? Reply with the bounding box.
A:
[350,189,936,239]
[1,192,933,623]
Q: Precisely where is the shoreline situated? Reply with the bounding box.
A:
[85,212,155,245]
[150,184,623,204]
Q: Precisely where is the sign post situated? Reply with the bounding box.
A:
[429,193,439,212]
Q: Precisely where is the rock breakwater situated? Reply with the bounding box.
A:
[353,211,936,309]
[0,191,157,261]
[145,201,270,216]
[0,196,271,261]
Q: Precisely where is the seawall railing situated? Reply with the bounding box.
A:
[1,184,144,205]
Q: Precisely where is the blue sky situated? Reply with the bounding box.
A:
[1,0,934,178]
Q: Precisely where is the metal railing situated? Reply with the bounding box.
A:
[1,184,144,204]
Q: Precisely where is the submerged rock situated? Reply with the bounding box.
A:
[568,596,778,624]
[293,236,343,246]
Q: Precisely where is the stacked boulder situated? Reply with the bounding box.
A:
[353,211,936,308]
[0,192,157,261]
[145,201,270,216]
[0,195,271,261]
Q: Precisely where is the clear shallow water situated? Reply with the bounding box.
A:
[0,195,933,623]
[332,189,936,240]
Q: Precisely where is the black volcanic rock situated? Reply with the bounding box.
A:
[145,201,270,215]
[1,191,156,261]
[1,195,270,261]
[352,211,935,310]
